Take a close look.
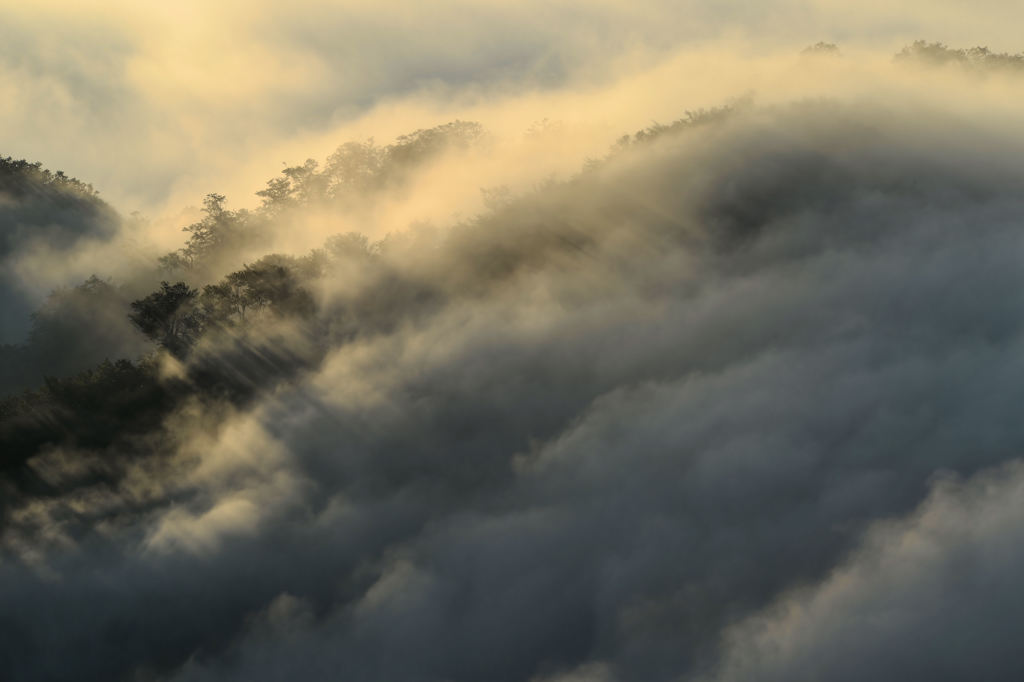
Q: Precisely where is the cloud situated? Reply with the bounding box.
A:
[4,0,1024,218]
[7,25,1024,682]
[707,462,1024,682]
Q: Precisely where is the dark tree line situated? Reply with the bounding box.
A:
[255,119,483,211]
[157,121,484,279]
[0,156,117,256]
[0,156,99,199]
[130,262,316,358]
[895,41,1024,70]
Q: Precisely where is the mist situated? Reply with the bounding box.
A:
[4,7,1024,681]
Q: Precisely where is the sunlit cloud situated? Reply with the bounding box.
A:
[5,3,1024,681]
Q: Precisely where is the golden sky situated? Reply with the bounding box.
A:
[1,0,1022,218]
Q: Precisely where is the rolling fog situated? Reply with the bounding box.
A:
[3,4,1024,680]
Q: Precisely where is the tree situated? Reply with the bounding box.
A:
[323,141,386,197]
[256,159,327,211]
[325,232,373,260]
[801,41,840,56]
[128,282,201,357]
[894,41,1024,70]
[224,262,314,320]
[199,260,315,326]
[387,120,484,168]
[159,193,248,273]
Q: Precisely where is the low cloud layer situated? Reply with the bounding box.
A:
[5,74,1024,681]
[709,462,1024,682]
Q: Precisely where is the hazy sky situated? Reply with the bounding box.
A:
[2,0,1022,217]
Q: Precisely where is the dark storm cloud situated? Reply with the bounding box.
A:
[7,96,1024,681]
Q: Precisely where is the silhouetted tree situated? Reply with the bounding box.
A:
[895,41,1024,70]
[254,121,486,214]
[323,141,386,196]
[198,259,316,327]
[129,282,200,357]
[802,42,840,56]
[159,194,249,273]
